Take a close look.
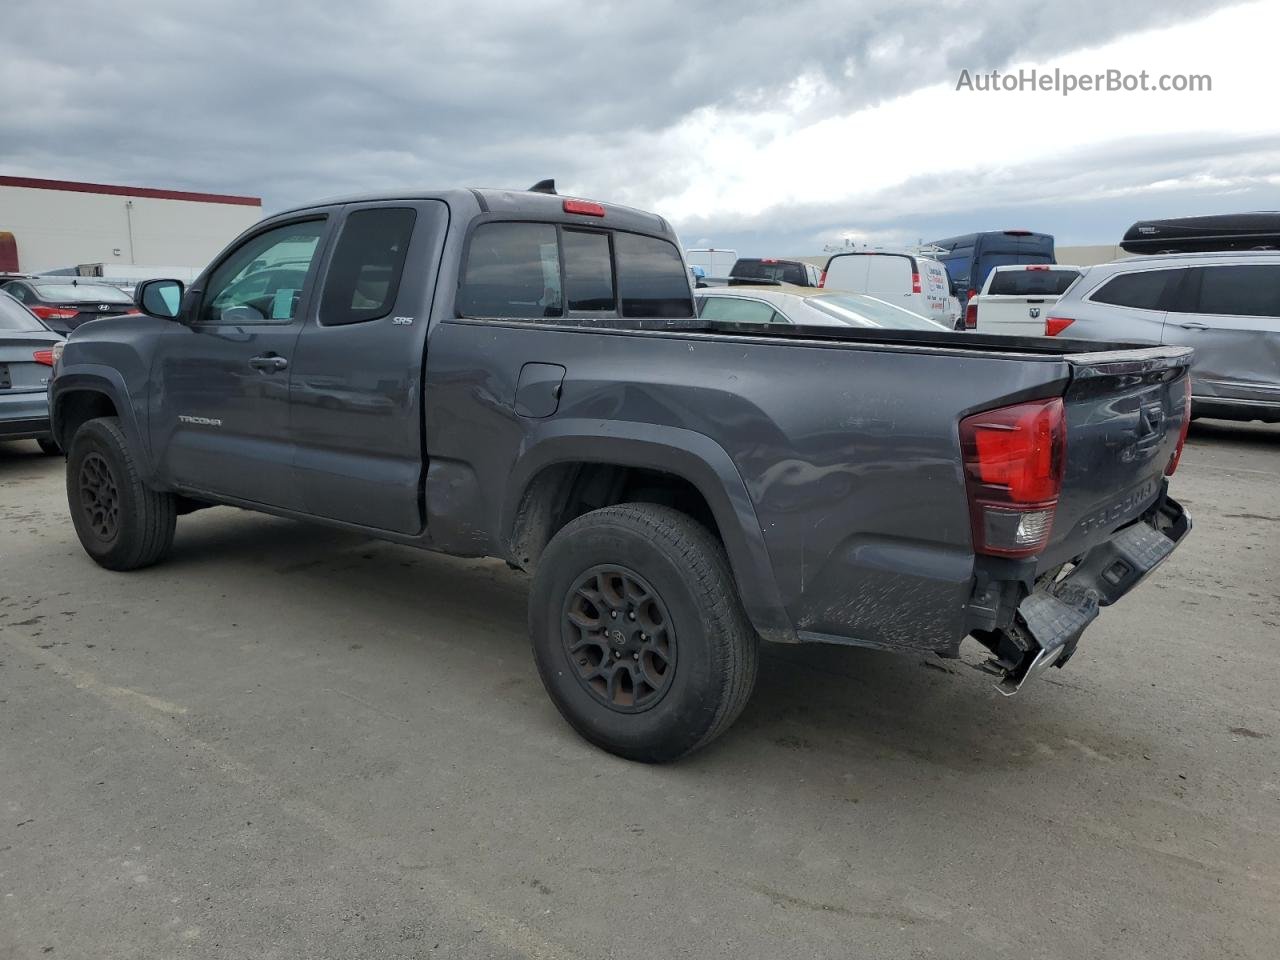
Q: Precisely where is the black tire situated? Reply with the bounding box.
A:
[530,503,758,763]
[66,417,176,571]
[36,437,61,456]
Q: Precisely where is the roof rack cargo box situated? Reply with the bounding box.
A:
[1121,212,1280,255]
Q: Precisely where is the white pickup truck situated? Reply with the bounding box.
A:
[966,264,1082,335]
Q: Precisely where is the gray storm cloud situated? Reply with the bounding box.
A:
[0,0,1259,250]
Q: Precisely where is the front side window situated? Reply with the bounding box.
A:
[615,232,694,319]
[320,208,417,326]
[202,219,326,324]
[458,222,562,318]
[1189,264,1280,317]
[1089,269,1180,310]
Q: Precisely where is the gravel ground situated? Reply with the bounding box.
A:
[1,419,1277,960]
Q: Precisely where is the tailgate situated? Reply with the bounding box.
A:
[976,295,1055,335]
[1043,345,1193,567]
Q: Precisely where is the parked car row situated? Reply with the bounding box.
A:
[703,213,1279,425]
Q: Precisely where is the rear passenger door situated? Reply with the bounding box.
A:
[1163,263,1280,403]
[287,200,449,534]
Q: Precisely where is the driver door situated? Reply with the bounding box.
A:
[149,215,332,508]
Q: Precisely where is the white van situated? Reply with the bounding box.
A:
[685,248,738,279]
[820,252,960,328]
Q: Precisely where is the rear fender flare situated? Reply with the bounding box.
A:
[504,418,794,643]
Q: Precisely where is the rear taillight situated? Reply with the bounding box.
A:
[964,299,978,329]
[33,349,55,366]
[1166,382,1193,476]
[911,272,922,294]
[30,306,78,321]
[960,397,1066,558]
[562,199,605,217]
[818,269,827,288]
[1025,264,1050,271]
[1045,316,1074,336]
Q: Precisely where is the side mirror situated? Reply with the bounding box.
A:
[136,279,185,320]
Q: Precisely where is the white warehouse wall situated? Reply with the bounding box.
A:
[0,177,263,273]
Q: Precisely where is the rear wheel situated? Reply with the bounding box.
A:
[530,503,758,763]
[66,417,176,571]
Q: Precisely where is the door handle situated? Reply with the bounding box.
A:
[249,354,289,371]
[1176,321,1209,330]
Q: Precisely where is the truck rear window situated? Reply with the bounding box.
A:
[987,269,1080,296]
[458,223,693,320]
[615,233,694,318]
[730,259,808,285]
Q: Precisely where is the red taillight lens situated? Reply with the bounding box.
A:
[818,269,827,288]
[1166,382,1193,476]
[1045,316,1074,336]
[562,199,605,217]
[911,271,922,294]
[1025,264,1049,271]
[32,349,55,366]
[964,299,978,329]
[960,398,1066,557]
[30,306,79,321]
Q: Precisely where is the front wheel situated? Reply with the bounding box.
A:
[529,503,758,763]
[66,417,176,571]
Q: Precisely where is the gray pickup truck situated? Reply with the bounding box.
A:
[49,185,1192,762]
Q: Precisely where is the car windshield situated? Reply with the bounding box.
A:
[0,292,46,331]
[987,269,1081,296]
[31,283,133,304]
[805,293,948,330]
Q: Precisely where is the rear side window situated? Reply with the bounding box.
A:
[563,229,614,312]
[1089,269,1179,310]
[987,269,1081,296]
[458,222,562,318]
[614,233,694,318]
[1190,264,1280,317]
[320,208,417,325]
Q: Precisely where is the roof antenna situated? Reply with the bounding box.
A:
[528,179,557,195]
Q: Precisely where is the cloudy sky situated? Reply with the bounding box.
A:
[3,0,1278,255]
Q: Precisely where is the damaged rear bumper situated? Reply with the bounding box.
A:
[990,496,1191,695]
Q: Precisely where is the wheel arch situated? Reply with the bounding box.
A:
[51,368,153,482]
[503,420,794,643]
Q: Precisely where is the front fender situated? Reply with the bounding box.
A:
[50,365,153,481]
[504,418,795,643]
